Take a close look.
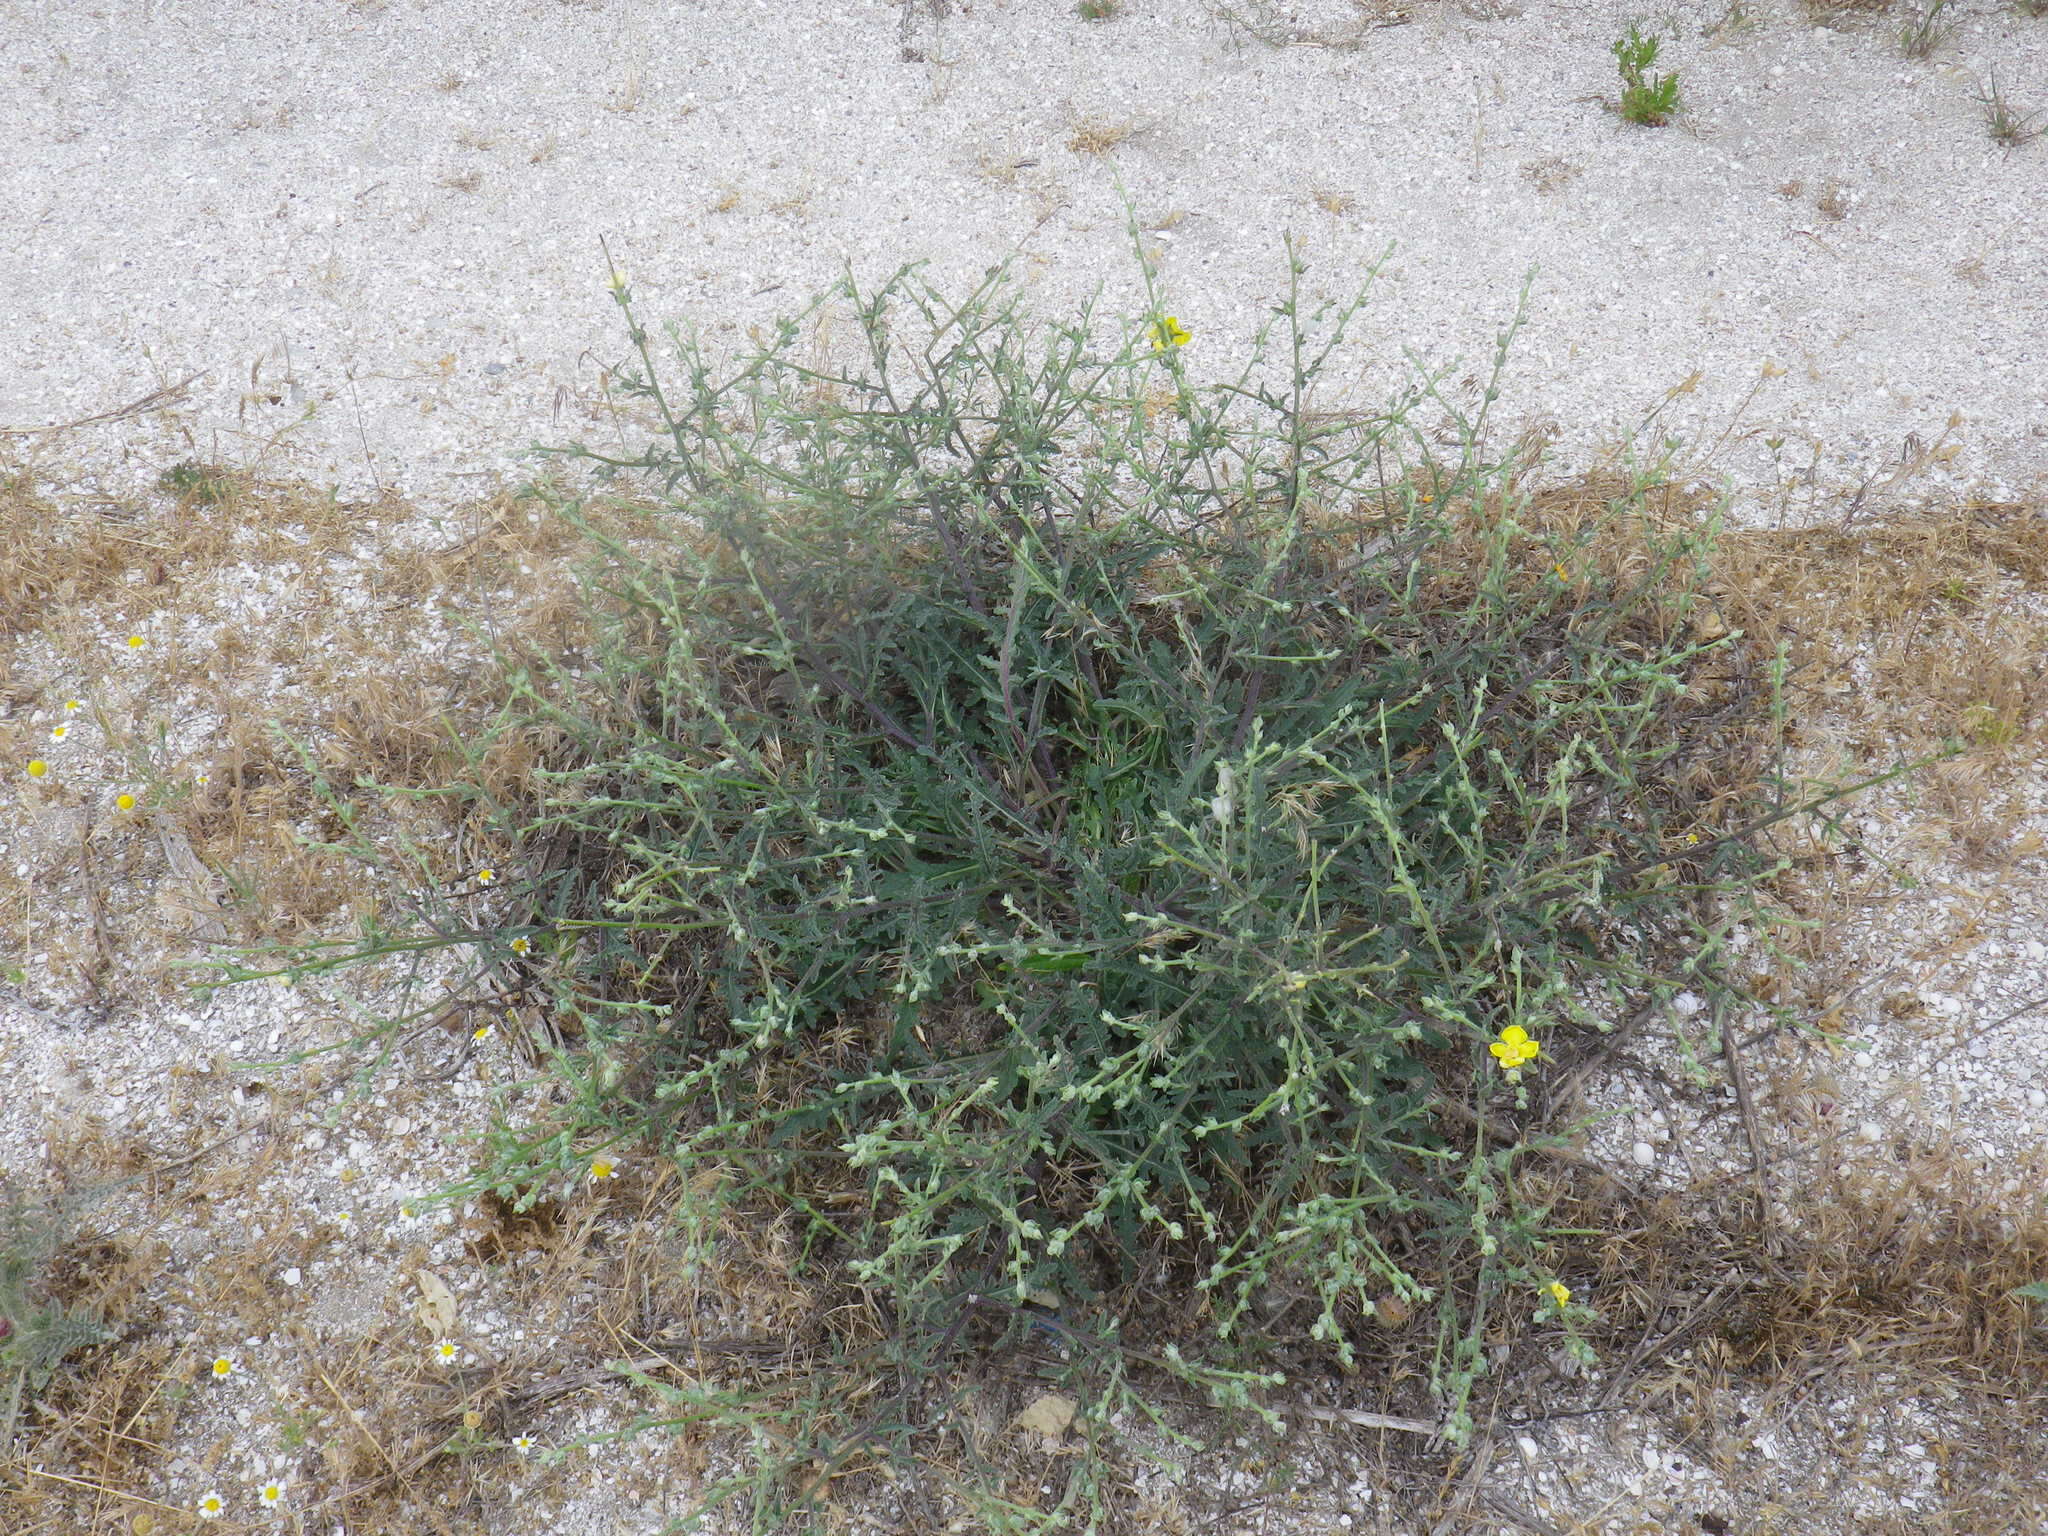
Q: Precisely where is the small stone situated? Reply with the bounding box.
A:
[2029,1089,2046,1109]
[1631,1141,1656,1168]
[1859,1121,1883,1143]
[1517,1435,1541,1463]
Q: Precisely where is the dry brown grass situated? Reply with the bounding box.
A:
[1505,1136,2048,1535]
[1801,0,1896,17]
[1066,115,1143,157]
[0,471,658,999]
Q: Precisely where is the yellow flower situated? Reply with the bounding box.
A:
[1547,1280,1571,1308]
[509,935,531,956]
[258,1481,285,1508]
[196,1490,225,1520]
[210,1354,237,1380]
[1489,1025,1541,1069]
[116,792,137,812]
[475,867,497,885]
[64,699,82,713]
[1148,315,1190,350]
[26,759,48,778]
[126,634,147,650]
[48,724,69,743]
[589,1157,619,1181]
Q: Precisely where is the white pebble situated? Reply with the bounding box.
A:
[1517,1435,1541,1463]
[1859,1121,1883,1143]
[2029,1089,2047,1109]
[1631,1141,1656,1167]
[280,1267,302,1288]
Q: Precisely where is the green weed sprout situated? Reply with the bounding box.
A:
[1899,0,1952,59]
[1613,25,1682,126]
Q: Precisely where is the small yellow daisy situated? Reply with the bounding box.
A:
[210,1354,237,1380]
[196,1490,226,1520]
[26,759,47,778]
[116,792,137,812]
[435,1340,461,1365]
[509,935,531,956]
[48,723,69,743]
[589,1157,618,1182]
[475,867,497,885]
[126,634,147,650]
[64,699,83,713]
[258,1480,285,1508]
[473,1022,494,1043]
[1489,1025,1541,1070]
[512,1433,536,1455]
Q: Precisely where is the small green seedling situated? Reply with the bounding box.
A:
[1978,71,2043,148]
[1076,0,1122,17]
[1613,25,1682,126]
[1899,0,1951,59]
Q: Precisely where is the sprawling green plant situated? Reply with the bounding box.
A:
[487,242,1786,1416]
[1,1187,116,1449]
[231,234,1844,1520]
